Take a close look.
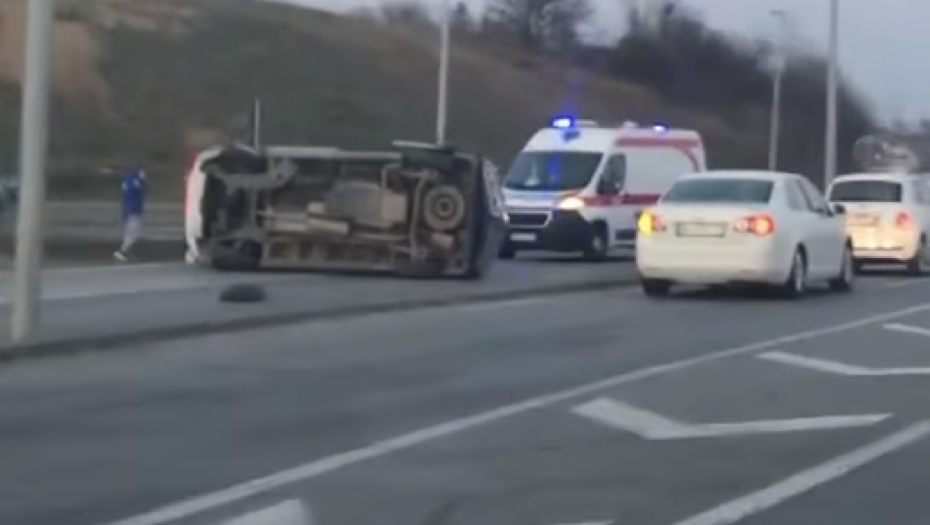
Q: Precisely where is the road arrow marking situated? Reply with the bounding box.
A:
[572,398,888,440]
[222,500,311,525]
[760,351,930,376]
[884,322,930,339]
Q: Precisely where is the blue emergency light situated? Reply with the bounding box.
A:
[551,116,575,129]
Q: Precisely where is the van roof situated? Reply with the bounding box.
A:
[522,125,702,153]
[832,172,925,184]
[681,170,800,182]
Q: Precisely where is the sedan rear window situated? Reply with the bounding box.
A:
[828,180,902,202]
[662,178,774,204]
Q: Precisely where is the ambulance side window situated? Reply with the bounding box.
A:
[599,155,626,194]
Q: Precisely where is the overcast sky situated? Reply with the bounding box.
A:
[282,0,924,122]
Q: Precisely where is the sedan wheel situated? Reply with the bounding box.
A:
[829,245,854,292]
[781,250,807,299]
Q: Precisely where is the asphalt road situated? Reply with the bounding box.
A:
[0,257,636,346]
[1,270,930,525]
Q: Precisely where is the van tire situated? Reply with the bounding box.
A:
[641,278,671,298]
[498,242,516,259]
[210,241,261,272]
[905,236,928,276]
[583,223,610,262]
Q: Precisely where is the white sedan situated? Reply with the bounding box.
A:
[635,170,855,298]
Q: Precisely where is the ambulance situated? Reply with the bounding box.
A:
[499,117,707,260]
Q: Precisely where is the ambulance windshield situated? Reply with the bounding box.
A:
[504,151,602,191]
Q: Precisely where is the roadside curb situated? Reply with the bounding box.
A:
[0,276,639,364]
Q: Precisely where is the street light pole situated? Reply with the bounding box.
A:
[10,0,55,344]
[824,0,839,187]
[436,0,450,144]
[768,9,787,171]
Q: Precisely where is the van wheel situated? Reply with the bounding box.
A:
[828,244,854,292]
[641,278,671,298]
[780,248,807,299]
[583,224,610,262]
[905,237,928,276]
[210,241,261,272]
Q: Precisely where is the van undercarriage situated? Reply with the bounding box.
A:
[192,143,505,279]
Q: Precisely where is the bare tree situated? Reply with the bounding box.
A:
[449,2,476,34]
[377,1,435,31]
[484,0,592,51]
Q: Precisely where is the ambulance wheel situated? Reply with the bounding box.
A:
[498,243,516,259]
[583,224,610,261]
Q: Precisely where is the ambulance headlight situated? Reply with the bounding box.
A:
[557,196,585,210]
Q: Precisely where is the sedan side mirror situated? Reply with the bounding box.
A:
[830,203,846,215]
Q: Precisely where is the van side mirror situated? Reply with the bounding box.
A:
[830,203,846,215]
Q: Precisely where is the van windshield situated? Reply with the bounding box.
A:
[504,151,602,191]
[828,180,903,202]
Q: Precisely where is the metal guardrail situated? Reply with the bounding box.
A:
[0,201,184,240]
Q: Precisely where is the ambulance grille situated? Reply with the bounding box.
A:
[507,212,549,227]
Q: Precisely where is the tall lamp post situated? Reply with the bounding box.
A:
[436,0,450,144]
[824,0,839,187]
[11,0,55,344]
[767,9,788,171]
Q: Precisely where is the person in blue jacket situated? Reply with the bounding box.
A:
[114,167,147,261]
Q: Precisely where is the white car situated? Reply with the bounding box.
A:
[636,170,854,298]
[826,172,930,275]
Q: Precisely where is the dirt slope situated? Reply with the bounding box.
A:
[0,0,764,197]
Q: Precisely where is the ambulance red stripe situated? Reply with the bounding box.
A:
[615,136,703,172]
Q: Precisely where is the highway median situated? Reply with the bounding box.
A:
[0,261,639,363]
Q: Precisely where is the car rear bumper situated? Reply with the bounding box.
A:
[848,228,919,262]
[852,248,916,263]
[636,240,788,285]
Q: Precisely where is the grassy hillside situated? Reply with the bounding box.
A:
[0,0,774,198]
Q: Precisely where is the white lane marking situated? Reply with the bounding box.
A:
[876,278,930,289]
[543,522,612,525]
[0,284,208,306]
[449,297,547,313]
[574,398,697,439]
[101,301,930,525]
[44,262,185,274]
[572,398,888,440]
[883,322,930,338]
[0,263,185,277]
[222,500,311,525]
[665,420,930,525]
[759,351,930,376]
